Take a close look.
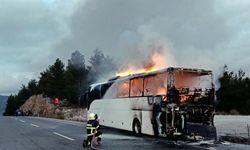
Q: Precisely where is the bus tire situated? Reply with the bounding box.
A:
[133,119,142,136]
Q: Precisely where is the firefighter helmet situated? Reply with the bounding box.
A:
[88,113,96,120]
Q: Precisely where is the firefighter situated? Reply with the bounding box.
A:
[94,114,102,143]
[85,113,102,147]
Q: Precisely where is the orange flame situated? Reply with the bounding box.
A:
[116,52,167,77]
[180,95,190,103]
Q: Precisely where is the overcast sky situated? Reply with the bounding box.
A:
[0,0,250,95]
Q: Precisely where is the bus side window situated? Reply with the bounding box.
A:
[117,80,130,98]
[130,78,143,97]
[144,73,167,96]
[144,76,155,96]
[89,85,101,101]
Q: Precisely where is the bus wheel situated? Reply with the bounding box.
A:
[133,119,141,136]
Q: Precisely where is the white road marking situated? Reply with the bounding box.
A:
[19,120,25,123]
[30,117,85,127]
[53,132,75,141]
[30,123,39,127]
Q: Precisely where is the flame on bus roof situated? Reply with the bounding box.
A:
[116,52,167,77]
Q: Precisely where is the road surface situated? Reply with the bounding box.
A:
[0,116,250,150]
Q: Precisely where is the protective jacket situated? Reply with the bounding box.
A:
[86,120,100,136]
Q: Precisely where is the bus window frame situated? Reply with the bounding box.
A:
[93,71,168,99]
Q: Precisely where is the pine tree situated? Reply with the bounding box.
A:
[15,85,29,107]
[27,79,38,96]
[88,49,117,83]
[64,51,89,104]
[3,95,16,116]
[216,65,250,114]
[38,58,65,99]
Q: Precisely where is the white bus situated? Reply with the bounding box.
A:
[80,67,216,140]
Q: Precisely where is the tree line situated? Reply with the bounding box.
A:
[4,54,250,116]
[216,65,250,115]
[3,50,116,116]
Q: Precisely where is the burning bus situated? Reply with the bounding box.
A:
[80,67,216,140]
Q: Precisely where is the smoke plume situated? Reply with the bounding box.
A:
[54,0,232,77]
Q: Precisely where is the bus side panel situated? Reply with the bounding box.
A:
[89,97,155,136]
[141,111,154,135]
[89,99,135,132]
[139,97,154,135]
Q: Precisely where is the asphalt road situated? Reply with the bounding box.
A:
[1,116,250,150]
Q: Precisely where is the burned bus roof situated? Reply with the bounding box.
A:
[116,67,213,80]
[90,67,213,87]
[169,67,212,74]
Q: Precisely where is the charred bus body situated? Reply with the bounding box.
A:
[80,67,216,140]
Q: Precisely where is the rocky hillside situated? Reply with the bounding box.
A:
[0,95,8,115]
[20,95,87,121]
[20,95,51,116]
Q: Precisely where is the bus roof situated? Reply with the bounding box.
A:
[116,67,212,80]
[90,67,213,87]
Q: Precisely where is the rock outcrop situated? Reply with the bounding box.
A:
[20,95,87,121]
[20,95,51,116]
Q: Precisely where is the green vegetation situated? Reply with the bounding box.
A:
[3,50,116,116]
[216,65,250,115]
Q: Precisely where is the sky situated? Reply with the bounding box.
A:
[0,0,250,95]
